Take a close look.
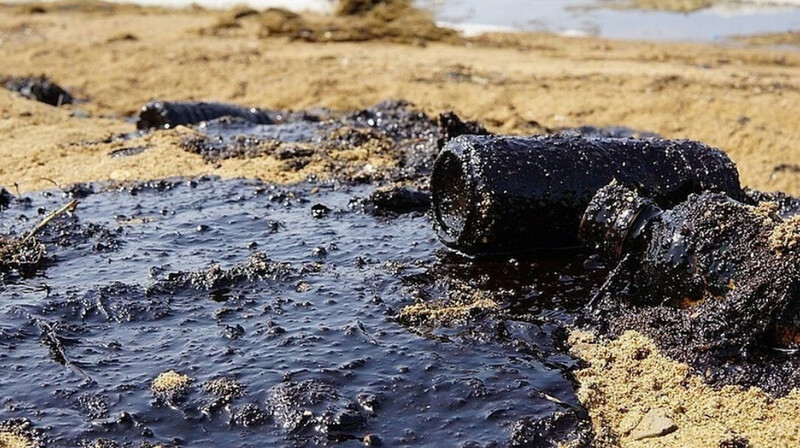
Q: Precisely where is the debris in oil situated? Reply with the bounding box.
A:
[2,75,73,107]
[136,100,275,130]
[0,199,77,277]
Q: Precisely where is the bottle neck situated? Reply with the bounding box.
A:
[580,183,663,262]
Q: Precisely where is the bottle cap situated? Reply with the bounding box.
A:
[579,182,661,262]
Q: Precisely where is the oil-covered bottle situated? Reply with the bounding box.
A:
[579,182,800,351]
[431,134,743,256]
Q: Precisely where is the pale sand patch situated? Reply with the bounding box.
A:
[570,330,800,447]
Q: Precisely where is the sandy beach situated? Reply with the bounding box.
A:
[1,1,800,446]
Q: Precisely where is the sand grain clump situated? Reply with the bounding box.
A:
[769,214,800,254]
[0,420,40,448]
[151,370,193,401]
[397,297,499,326]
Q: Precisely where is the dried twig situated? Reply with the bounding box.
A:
[22,200,78,244]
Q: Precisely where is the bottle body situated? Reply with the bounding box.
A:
[431,135,743,256]
[580,183,800,352]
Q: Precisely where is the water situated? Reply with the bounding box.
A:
[0,177,601,447]
[422,0,800,41]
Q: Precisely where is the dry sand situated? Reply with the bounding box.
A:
[570,331,800,447]
[1,2,800,447]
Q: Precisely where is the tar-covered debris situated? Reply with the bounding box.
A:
[77,393,111,420]
[176,100,470,183]
[510,410,592,448]
[229,403,270,427]
[367,185,430,215]
[0,196,109,278]
[580,182,800,395]
[136,101,275,130]
[108,146,148,159]
[743,187,800,217]
[0,235,46,276]
[150,252,295,292]
[0,188,14,209]
[2,75,74,106]
[267,379,366,437]
[0,177,593,447]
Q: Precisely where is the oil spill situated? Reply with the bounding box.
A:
[177,100,483,183]
[0,176,602,447]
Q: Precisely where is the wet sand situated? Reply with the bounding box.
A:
[1,2,800,447]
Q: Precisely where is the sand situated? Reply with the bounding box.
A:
[570,331,800,447]
[736,31,800,46]
[2,2,800,447]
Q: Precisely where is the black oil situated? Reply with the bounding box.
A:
[2,75,74,107]
[136,101,275,130]
[174,100,486,185]
[0,176,602,447]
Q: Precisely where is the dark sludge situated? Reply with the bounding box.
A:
[0,177,595,447]
[430,134,743,256]
[3,75,74,107]
[135,100,275,130]
[580,182,800,393]
[743,187,800,217]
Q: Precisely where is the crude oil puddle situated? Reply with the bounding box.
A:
[0,177,600,447]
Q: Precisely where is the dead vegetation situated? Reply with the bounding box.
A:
[0,199,77,276]
[600,0,715,13]
[200,0,458,45]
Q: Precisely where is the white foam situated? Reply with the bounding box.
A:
[435,21,515,38]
